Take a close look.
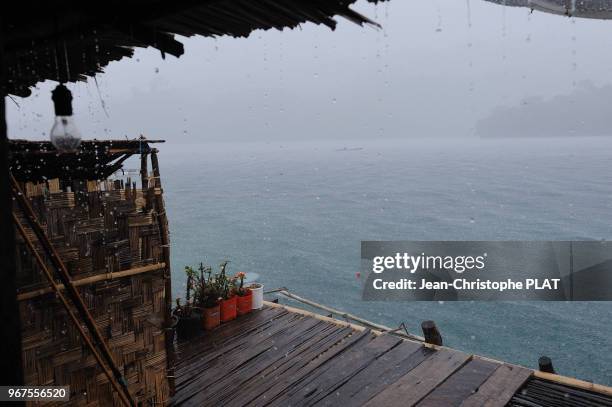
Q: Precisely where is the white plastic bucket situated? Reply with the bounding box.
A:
[249,283,264,309]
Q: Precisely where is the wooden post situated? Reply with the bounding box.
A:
[150,148,175,395]
[0,17,24,388]
[140,151,150,210]
[0,94,24,388]
[538,356,555,374]
[421,320,443,346]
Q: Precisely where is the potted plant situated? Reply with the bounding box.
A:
[218,261,237,322]
[174,266,202,338]
[235,272,252,316]
[194,263,222,331]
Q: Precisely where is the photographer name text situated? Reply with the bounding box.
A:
[372,278,561,292]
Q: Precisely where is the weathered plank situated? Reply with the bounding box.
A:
[284,333,402,406]
[364,348,471,407]
[173,309,298,389]
[175,307,286,357]
[174,312,301,396]
[318,340,432,406]
[259,329,374,407]
[459,362,532,407]
[417,358,500,407]
[226,323,352,406]
[197,317,332,406]
[173,306,287,371]
[169,306,609,407]
[174,313,311,403]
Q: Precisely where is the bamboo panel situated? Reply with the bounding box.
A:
[101,190,125,202]
[16,174,170,406]
[128,212,153,227]
[87,180,100,192]
[76,218,105,234]
[47,192,75,208]
[25,182,45,197]
[48,178,61,193]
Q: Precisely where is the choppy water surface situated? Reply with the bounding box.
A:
[159,137,612,385]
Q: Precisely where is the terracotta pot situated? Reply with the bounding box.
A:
[220,296,237,322]
[203,304,220,330]
[237,291,253,316]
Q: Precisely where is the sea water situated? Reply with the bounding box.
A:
[157,137,612,385]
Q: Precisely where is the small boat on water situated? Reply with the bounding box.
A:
[336,147,365,152]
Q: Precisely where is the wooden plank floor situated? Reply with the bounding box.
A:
[168,305,608,407]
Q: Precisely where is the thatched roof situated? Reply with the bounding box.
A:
[3,0,384,97]
[9,139,164,181]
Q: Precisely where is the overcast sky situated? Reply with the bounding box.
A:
[7,0,612,142]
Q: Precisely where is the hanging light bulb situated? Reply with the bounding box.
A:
[50,83,81,152]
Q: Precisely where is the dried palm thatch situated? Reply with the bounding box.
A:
[3,0,386,97]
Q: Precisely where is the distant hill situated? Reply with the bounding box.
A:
[484,0,612,19]
[475,82,612,138]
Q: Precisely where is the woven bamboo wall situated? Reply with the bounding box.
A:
[15,175,170,406]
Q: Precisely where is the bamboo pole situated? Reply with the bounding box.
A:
[150,148,175,395]
[10,174,136,407]
[17,263,166,301]
[12,213,132,407]
[140,151,149,211]
[264,300,374,333]
[104,152,134,177]
[268,289,424,341]
[533,371,612,398]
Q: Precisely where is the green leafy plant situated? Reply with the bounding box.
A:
[216,261,235,300]
[193,262,223,309]
[175,265,199,317]
[184,266,197,303]
[181,261,240,310]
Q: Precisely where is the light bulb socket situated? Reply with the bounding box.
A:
[52,84,73,116]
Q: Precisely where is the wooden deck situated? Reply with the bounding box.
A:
[169,304,612,407]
